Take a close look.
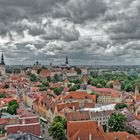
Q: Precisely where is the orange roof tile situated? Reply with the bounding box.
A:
[64,91,94,100]
[106,132,138,140]
[67,120,106,140]
[111,91,121,98]
[66,111,90,121]
[57,102,79,112]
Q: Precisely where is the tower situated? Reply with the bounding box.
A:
[0,53,6,76]
[36,59,39,66]
[65,56,69,65]
[1,53,5,65]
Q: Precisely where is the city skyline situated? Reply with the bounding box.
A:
[0,0,140,65]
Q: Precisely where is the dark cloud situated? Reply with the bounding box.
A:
[0,0,140,65]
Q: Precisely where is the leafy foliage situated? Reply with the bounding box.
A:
[30,74,37,82]
[0,94,6,98]
[69,84,80,91]
[124,84,134,92]
[54,74,60,82]
[48,116,67,140]
[74,67,82,75]
[108,113,127,132]
[54,87,63,95]
[7,100,19,115]
[115,103,127,110]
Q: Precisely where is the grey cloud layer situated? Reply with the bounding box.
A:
[0,0,140,65]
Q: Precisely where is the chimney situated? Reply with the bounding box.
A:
[114,137,118,140]
[89,134,92,140]
[78,137,80,140]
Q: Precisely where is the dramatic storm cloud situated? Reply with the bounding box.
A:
[0,0,140,65]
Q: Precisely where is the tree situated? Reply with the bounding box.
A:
[90,78,99,86]
[125,83,134,92]
[90,71,97,78]
[108,113,127,132]
[134,79,140,92]
[37,68,42,74]
[47,76,51,82]
[106,83,113,88]
[115,103,127,110]
[48,116,67,140]
[99,79,107,87]
[3,84,9,89]
[30,74,37,82]
[41,79,49,87]
[54,74,60,82]
[74,67,81,75]
[7,100,19,115]
[69,84,80,91]
[54,87,63,95]
[0,94,6,98]
[73,79,82,84]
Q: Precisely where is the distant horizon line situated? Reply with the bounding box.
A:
[5,64,140,66]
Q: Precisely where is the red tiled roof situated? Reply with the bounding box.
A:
[90,94,96,101]
[111,91,120,98]
[39,69,51,77]
[64,91,94,100]
[31,87,39,92]
[66,111,90,121]
[49,82,63,88]
[67,120,106,140]
[7,123,41,136]
[106,132,138,140]
[0,118,8,125]
[57,102,79,112]
[88,86,113,93]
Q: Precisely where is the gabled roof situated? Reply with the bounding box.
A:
[67,120,106,140]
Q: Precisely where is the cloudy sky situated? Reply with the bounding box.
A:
[0,0,140,65]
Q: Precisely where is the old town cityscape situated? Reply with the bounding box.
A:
[0,54,139,140]
[1,0,140,140]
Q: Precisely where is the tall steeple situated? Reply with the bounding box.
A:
[36,59,39,66]
[65,56,69,65]
[1,52,5,65]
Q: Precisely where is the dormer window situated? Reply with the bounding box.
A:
[70,96,73,99]
[85,96,88,99]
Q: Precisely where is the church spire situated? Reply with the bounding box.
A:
[1,52,5,65]
[65,56,69,65]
